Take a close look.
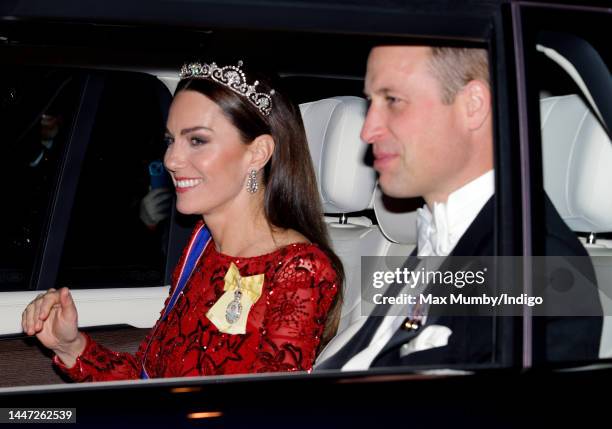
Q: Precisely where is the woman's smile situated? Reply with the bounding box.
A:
[173,176,204,193]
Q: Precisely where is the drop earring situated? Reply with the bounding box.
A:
[246,169,258,194]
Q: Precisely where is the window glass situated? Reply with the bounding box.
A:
[527,7,611,363]
[0,67,80,291]
[57,72,171,289]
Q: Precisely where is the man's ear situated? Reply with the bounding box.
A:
[248,134,275,170]
[461,80,491,131]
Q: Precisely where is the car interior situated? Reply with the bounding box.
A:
[536,33,612,357]
[0,17,610,389]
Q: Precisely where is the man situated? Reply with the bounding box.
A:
[315,46,601,370]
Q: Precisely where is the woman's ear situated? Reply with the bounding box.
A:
[248,134,275,170]
[461,79,491,131]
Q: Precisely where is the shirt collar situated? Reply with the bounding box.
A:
[417,170,494,257]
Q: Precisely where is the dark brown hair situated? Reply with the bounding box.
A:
[176,69,344,349]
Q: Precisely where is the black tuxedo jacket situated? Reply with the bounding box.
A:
[370,195,603,367]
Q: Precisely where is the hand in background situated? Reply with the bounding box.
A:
[139,187,172,227]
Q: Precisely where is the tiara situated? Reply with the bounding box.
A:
[179,61,275,116]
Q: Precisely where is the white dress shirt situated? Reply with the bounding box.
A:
[416,170,495,257]
[336,170,495,371]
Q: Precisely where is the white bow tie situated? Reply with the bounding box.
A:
[416,203,454,257]
[414,171,495,257]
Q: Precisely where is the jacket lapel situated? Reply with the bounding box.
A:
[372,196,495,364]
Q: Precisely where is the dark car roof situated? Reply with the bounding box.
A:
[2,0,608,78]
[1,0,608,23]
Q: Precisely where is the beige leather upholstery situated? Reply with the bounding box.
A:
[300,97,393,334]
[372,186,419,248]
[300,96,376,213]
[541,95,612,233]
[541,94,612,358]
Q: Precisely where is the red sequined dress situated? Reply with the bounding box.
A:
[54,222,339,381]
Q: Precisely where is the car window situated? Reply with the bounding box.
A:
[0,67,81,291]
[57,72,171,289]
[0,36,514,388]
[7,0,606,393]
[522,5,611,363]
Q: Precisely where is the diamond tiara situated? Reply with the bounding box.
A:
[179,61,275,116]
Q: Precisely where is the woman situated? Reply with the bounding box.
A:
[21,60,343,381]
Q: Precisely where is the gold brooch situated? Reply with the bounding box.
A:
[205,263,264,335]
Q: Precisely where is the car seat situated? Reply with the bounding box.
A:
[540,94,612,357]
[300,96,387,334]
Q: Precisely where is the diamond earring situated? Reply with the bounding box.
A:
[246,169,258,194]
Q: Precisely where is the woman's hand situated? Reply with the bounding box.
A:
[21,287,86,367]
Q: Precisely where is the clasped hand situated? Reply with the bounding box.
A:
[21,287,86,367]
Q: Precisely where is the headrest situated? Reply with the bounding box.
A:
[372,186,420,244]
[541,94,612,233]
[300,96,377,213]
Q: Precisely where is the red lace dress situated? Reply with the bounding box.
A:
[53,223,339,381]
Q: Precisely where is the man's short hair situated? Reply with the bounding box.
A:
[427,47,489,104]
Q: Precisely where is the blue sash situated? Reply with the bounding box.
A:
[140,223,211,379]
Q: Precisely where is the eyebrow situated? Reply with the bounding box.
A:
[165,126,214,136]
[375,88,394,95]
[363,87,394,97]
